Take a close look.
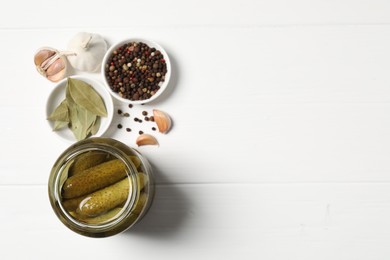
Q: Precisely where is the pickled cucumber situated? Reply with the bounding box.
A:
[62,196,87,212]
[80,207,123,224]
[62,156,140,199]
[68,151,109,176]
[129,156,141,169]
[77,178,130,217]
[133,192,147,215]
[63,172,146,212]
[137,172,147,191]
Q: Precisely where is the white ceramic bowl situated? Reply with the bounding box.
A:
[46,75,114,143]
[101,38,171,104]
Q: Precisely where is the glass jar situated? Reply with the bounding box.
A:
[48,137,154,238]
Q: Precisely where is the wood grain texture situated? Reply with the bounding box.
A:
[1,0,390,259]
[1,27,390,184]
[1,184,390,260]
[1,0,390,28]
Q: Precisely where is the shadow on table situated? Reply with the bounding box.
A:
[122,160,192,239]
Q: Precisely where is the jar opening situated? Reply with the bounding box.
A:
[48,137,154,238]
[52,144,139,231]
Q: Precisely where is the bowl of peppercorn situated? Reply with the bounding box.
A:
[102,38,171,104]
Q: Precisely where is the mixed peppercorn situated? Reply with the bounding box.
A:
[105,42,167,101]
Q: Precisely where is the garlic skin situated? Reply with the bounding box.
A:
[47,68,66,82]
[153,109,172,134]
[67,32,107,72]
[34,48,67,83]
[34,49,56,66]
[136,134,159,147]
[46,58,65,77]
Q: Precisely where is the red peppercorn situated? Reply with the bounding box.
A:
[105,41,167,101]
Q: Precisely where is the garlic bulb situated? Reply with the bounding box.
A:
[34,47,67,82]
[67,32,107,72]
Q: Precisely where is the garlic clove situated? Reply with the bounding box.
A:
[136,134,159,147]
[34,47,68,82]
[34,49,56,66]
[46,58,65,77]
[41,52,61,70]
[153,109,172,134]
[47,68,66,82]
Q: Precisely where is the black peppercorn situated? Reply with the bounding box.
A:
[105,41,167,101]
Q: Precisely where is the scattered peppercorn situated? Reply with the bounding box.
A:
[152,127,156,131]
[104,41,168,101]
[126,128,131,132]
[123,113,130,117]
[128,104,133,108]
[145,117,150,121]
[138,119,143,123]
[139,131,144,135]
[134,117,139,122]
[150,116,154,122]
[142,111,148,116]
[117,124,123,129]
[117,109,122,114]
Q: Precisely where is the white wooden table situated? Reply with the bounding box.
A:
[1,1,390,259]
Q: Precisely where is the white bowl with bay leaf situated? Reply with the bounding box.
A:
[46,76,114,142]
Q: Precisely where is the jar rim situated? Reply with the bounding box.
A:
[49,140,139,234]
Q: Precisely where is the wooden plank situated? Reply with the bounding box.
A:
[0,184,389,259]
[1,0,390,28]
[2,27,390,184]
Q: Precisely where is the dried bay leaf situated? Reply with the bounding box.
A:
[47,99,69,122]
[90,116,101,135]
[68,78,107,117]
[87,117,97,135]
[53,120,68,131]
[76,105,96,139]
[65,81,79,137]
[68,102,84,141]
[66,81,75,106]
[48,78,105,141]
[67,80,91,140]
[70,119,84,141]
